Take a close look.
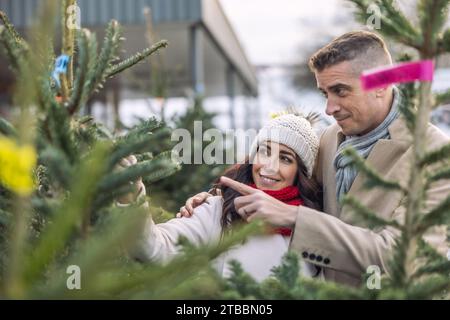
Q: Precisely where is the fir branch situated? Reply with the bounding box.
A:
[406,275,450,299]
[0,117,17,137]
[398,84,417,132]
[415,194,450,234]
[83,20,121,99]
[79,29,98,108]
[47,102,78,163]
[0,24,28,72]
[72,117,113,149]
[298,277,365,300]
[270,252,300,290]
[412,237,450,278]
[30,196,54,219]
[108,127,171,168]
[426,166,450,184]
[342,195,402,229]
[417,0,450,55]
[67,30,91,115]
[117,117,163,144]
[348,0,421,49]
[379,0,422,48]
[22,143,110,286]
[61,0,76,95]
[39,147,73,190]
[225,260,260,298]
[417,236,446,261]
[142,154,181,184]
[95,19,122,85]
[435,89,450,107]
[439,28,450,53]
[98,154,180,194]
[31,204,149,298]
[0,10,28,57]
[105,40,169,79]
[0,208,12,227]
[61,218,260,299]
[342,148,405,191]
[413,259,450,278]
[419,142,450,167]
[388,235,409,287]
[91,184,134,212]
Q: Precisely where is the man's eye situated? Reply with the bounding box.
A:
[336,89,347,97]
[320,91,328,98]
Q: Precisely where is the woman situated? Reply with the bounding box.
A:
[120,113,321,281]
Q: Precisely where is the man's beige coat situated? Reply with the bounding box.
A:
[291,117,450,286]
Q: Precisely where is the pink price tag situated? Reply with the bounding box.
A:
[360,60,434,91]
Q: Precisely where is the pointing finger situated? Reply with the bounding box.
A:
[220,176,258,196]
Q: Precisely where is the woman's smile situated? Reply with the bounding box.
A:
[258,174,281,188]
[252,141,298,190]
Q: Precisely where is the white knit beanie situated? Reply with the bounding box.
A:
[249,113,319,178]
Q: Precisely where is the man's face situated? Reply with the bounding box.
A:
[315,61,381,136]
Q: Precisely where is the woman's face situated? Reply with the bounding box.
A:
[251,141,298,190]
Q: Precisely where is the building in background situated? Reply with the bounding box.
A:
[0,0,259,130]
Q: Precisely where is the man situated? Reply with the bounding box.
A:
[178,31,450,287]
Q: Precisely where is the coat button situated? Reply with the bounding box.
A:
[324,258,330,265]
[302,251,308,258]
[316,255,323,262]
[309,253,316,260]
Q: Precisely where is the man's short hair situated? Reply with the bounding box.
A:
[309,31,392,74]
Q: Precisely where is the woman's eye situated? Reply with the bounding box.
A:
[281,156,292,163]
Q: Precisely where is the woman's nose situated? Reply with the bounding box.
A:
[262,155,279,173]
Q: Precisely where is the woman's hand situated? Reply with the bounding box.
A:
[115,155,146,205]
[176,192,212,218]
[221,176,298,227]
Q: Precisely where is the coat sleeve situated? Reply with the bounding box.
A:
[132,196,223,263]
[290,177,449,278]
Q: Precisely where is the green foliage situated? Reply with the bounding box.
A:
[349,0,421,49]
[149,97,228,212]
[417,0,450,54]
[342,196,402,229]
[0,0,449,300]
[342,147,404,191]
[419,143,450,167]
[0,1,240,299]
[435,89,450,107]
[105,40,168,79]
[344,0,450,300]
[221,251,367,300]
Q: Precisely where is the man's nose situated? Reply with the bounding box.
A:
[325,98,340,116]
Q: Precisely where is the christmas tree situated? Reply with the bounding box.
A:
[0,0,254,299]
[149,95,228,212]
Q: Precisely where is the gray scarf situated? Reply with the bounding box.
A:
[334,87,401,203]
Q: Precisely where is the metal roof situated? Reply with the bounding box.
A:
[0,0,258,96]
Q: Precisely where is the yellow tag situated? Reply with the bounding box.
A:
[0,136,36,196]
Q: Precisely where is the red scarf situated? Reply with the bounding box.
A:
[248,184,303,237]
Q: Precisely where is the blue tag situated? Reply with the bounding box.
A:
[52,54,70,88]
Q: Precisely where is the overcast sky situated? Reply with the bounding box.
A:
[218,0,450,66]
[219,0,357,65]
